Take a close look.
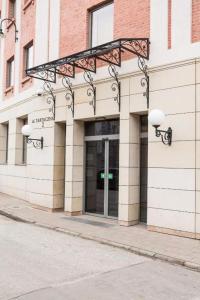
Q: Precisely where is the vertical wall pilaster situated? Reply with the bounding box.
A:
[65,119,84,215]
[118,96,140,226]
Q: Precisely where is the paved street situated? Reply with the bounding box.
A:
[1,215,200,300]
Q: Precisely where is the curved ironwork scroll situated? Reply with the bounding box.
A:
[98,48,121,66]
[43,81,56,120]
[62,76,75,117]
[121,39,149,59]
[75,57,96,73]
[56,64,75,78]
[30,69,56,83]
[138,56,149,108]
[155,127,172,146]
[26,137,43,149]
[108,64,121,112]
[83,71,96,115]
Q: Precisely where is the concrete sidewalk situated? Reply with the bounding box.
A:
[0,192,200,272]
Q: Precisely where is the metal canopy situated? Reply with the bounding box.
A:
[26,38,150,117]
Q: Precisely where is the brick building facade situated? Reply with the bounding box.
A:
[0,0,200,239]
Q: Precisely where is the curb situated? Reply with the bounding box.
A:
[1,209,200,273]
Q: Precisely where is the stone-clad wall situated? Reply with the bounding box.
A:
[0,58,200,237]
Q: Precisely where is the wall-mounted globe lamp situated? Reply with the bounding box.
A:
[0,18,18,42]
[148,109,172,146]
[21,124,43,149]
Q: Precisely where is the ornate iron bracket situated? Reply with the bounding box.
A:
[138,56,149,108]
[121,38,149,59]
[83,70,96,115]
[43,81,56,120]
[108,64,121,112]
[26,137,43,149]
[98,48,121,67]
[75,57,96,73]
[62,76,75,118]
[27,68,56,83]
[154,126,172,146]
[56,63,75,78]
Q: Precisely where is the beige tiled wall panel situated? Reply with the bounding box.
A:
[120,96,130,119]
[196,84,200,112]
[28,165,54,180]
[196,112,200,140]
[119,167,140,186]
[150,85,195,114]
[195,60,200,84]
[55,106,67,122]
[196,169,200,191]
[65,197,82,212]
[129,94,147,114]
[33,126,55,146]
[148,208,195,233]
[148,188,195,213]
[196,142,200,169]
[0,58,199,235]
[96,98,119,117]
[119,185,140,205]
[119,203,139,222]
[148,168,195,190]
[195,214,200,234]
[27,178,54,194]
[28,146,55,165]
[119,143,140,168]
[149,63,195,91]
[148,141,195,168]
[196,192,200,214]
[27,192,54,208]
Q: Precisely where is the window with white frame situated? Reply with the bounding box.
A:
[24,42,33,77]
[6,57,14,88]
[9,0,16,19]
[90,2,114,47]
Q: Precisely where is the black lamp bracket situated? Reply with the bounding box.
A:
[108,64,121,112]
[43,81,56,120]
[154,126,172,146]
[83,70,96,115]
[26,137,43,149]
[0,18,18,42]
[62,76,75,118]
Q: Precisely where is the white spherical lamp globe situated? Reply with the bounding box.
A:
[148,109,165,127]
[21,124,33,137]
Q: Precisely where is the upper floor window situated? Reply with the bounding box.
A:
[24,42,33,77]
[6,57,14,88]
[9,0,16,19]
[90,2,114,47]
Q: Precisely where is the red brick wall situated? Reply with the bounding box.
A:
[168,0,171,48]
[192,0,200,43]
[60,0,150,57]
[19,0,36,91]
[3,0,36,97]
[4,2,16,97]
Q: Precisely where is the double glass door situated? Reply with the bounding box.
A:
[85,137,119,218]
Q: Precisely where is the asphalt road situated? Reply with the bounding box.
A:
[1,214,200,300]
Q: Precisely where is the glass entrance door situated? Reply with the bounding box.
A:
[85,138,119,218]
